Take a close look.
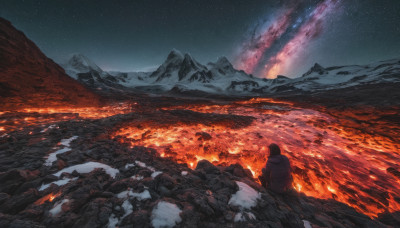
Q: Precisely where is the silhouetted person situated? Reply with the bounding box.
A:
[260,143,293,194]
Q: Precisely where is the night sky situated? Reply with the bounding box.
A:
[1,0,400,78]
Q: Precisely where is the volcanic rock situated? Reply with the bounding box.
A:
[0,193,10,205]
[195,132,212,141]
[195,160,220,175]
[224,163,254,179]
[378,211,400,226]
[120,209,150,227]
[0,96,395,227]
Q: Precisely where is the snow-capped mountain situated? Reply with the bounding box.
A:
[149,49,208,83]
[145,49,262,93]
[60,50,400,96]
[261,59,400,93]
[67,54,103,73]
[62,54,129,90]
[62,50,264,94]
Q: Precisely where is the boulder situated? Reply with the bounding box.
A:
[195,160,220,175]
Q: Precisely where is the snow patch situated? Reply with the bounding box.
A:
[135,160,161,177]
[38,177,78,191]
[121,200,133,219]
[234,212,256,222]
[151,171,163,178]
[44,136,78,166]
[107,200,134,228]
[135,160,156,171]
[125,163,135,169]
[135,161,147,167]
[131,175,144,180]
[117,190,151,200]
[45,148,71,166]
[60,136,78,146]
[49,199,69,216]
[40,124,57,133]
[151,201,182,228]
[234,212,244,222]
[303,220,312,228]
[54,162,119,178]
[229,181,260,209]
[181,171,188,176]
[107,214,119,228]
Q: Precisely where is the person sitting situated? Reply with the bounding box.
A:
[259,143,293,194]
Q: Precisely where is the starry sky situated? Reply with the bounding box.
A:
[1,0,400,78]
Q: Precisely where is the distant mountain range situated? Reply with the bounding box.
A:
[61,50,400,96]
[1,16,399,109]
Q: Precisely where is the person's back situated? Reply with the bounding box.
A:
[261,143,293,194]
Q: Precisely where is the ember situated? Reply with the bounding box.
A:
[113,98,400,217]
[34,192,61,205]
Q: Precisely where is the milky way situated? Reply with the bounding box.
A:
[235,0,342,78]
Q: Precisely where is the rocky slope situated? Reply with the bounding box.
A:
[0,18,101,110]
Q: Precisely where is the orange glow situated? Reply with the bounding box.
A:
[22,104,131,118]
[34,192,61,205]
[1,98,399,218]
[113,98,400,218]
[265,63,282,79]
[0,103,132,133]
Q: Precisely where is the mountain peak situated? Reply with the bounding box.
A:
[302,62,325,77]
[207,57,236,77]
[67,53,102,73]
[215,57,232,67]
[166,49,184,61]
[312,63,324,70]
[183,53,194,61]
[276,75,289,79]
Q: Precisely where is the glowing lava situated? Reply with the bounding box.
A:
[34,192,61,205]
[113,98,400,217]
[2,98,399,218]
[0,103,132,133]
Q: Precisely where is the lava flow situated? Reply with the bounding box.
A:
[113,98,400,218]
[34,192,61,205]
[0,103,133,134]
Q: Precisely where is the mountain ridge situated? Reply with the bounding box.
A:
[61,50,400,96]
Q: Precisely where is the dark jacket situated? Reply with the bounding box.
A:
[262,154,293,193]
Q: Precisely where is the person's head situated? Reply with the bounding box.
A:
[268,143,281,156]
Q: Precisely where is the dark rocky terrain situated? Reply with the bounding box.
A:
[1,107,397,228]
